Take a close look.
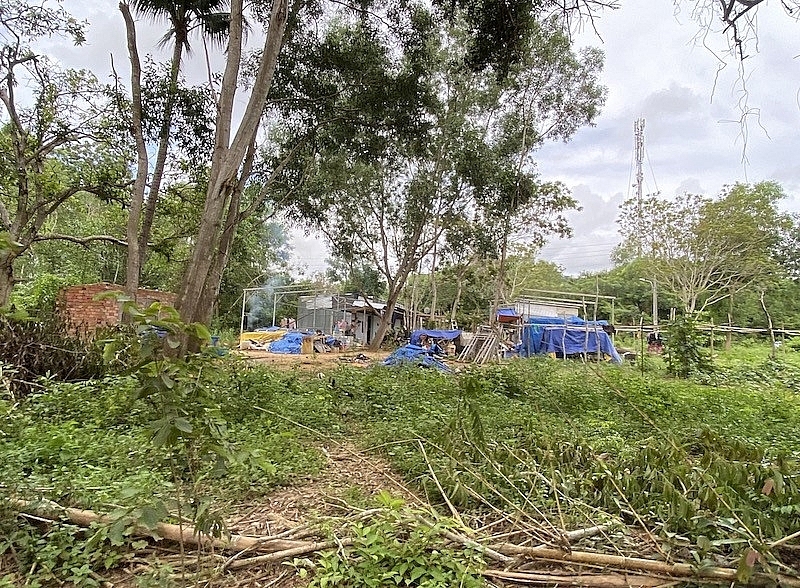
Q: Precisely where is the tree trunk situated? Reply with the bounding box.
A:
[429,217,439,326]
[176,0,288,328]
[368,286,403,351]
[369,257,421,351]
[450,274,463,326]
[0,251,15,307]
[137,29,185,273]
[121,2,148,301]
[490,233,509,327]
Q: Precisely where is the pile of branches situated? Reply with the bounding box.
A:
[9,499,800,587]
[0,315,108,397]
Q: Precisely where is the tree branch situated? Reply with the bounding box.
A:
[32,234,129,248]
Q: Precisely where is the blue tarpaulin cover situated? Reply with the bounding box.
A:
[521,316,621,364]
[383,344,451,371]
[268,331,307,354]
[409,329,462,345]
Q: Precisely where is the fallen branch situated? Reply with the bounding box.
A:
[226,538,355,571]
[563,524,612,543]
[492,544,800,587]
[413,514,514,565]
[11,500,311,554]
[484,569,667,587]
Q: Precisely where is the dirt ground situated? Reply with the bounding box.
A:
[102,440,421,587]
[239,348,392,371]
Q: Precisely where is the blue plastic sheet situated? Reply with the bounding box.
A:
[520,316,620,364]
[268,331,306,354]
[383,344,451,372]
[409,329,462,345]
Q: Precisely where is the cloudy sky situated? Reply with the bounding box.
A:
[44,1,800,276]
[536,1,800,274]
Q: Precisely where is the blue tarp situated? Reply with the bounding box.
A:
[409,329,462,345]
[383,344,451,372]
[268,331,307,354]
[521,316,621,364]
[496,308,521,321]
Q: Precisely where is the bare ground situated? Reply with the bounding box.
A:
[238,349,391,372]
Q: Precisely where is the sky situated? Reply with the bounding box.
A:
[43,1,800,276]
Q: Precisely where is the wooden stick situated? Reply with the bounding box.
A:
[227,538,354,570]
[564,524,612,543]
[413,514,514,564]
[492,545,800,587]
[770,528,800,549]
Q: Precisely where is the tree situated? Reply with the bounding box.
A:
[0,1,128,306]
[675,0,800,60]
[166,0,613,348]
[615,182,790,314]
[121,0,227,298]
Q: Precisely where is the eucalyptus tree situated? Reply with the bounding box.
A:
[450,17,604,321]
[0,1,129,306]
[120,0,228,298]
[168,0,615,346]
[615,182,790,314]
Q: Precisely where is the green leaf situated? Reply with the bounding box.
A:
[173,417,193,433]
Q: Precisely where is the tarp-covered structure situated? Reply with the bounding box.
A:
[409,329,462,345]
[383,344,451,371]
[521,316,622,364]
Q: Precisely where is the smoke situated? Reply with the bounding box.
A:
[245,275,290,330]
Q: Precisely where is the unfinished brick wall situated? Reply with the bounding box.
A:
[58,283,177,333]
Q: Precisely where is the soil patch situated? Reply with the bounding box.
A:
[239,349,391,372]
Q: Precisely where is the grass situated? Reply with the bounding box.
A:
[2,343,800,583]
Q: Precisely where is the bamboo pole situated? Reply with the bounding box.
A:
[13,500,309,553]
[484,569,666,587]
[492,545,800,587]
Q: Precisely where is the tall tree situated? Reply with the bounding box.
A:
[615,182,790,313]
[121,0,229,298]
[168,0,613,346]
[0,1,128,305]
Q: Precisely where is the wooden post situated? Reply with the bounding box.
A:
[710,318,714,356]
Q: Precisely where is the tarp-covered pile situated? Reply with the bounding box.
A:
[383,344,451,372]
[521,316,622,364]
[268,331,308,354]
[409,329,462,345]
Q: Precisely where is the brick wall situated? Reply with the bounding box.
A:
[58,283,177,334]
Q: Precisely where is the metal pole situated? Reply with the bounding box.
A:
[240,289,248,336]
[272,292,277,328]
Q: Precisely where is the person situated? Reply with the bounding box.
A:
[647,330,663,353]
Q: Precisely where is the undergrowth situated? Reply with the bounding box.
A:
[2,347,800,584]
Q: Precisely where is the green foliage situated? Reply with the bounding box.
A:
[664,313,713,378]
[3,343,800,580]
[8,273,72,318]
[307,501,485,588]
[330,359,800,559]
[0,508,139,588]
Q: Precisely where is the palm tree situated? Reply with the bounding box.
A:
[123,0,230,296]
